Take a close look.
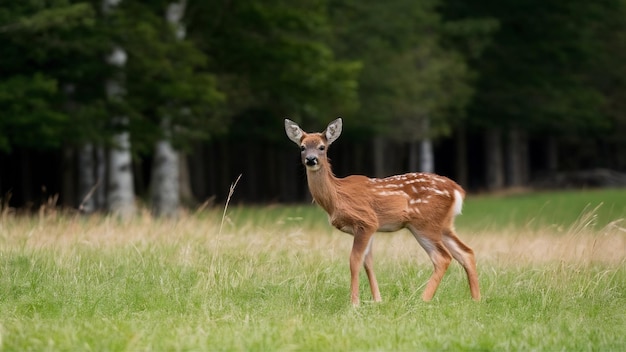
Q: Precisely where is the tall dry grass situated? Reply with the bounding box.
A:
[2,202,624,267]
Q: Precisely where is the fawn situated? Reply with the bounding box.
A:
[285,118,480,306]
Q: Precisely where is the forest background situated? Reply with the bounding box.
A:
[1,0,626,217]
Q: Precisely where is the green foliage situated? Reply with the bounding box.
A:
[0,2,94,34]
[442,0,621,135]
[113,1,226,152]
[0,74,66,151]
[187,0,361,134]
[0,0,226,154]
[1,0,625,165]
[328,0,492,141]
[0,0,122,151]
[587,0,626,147]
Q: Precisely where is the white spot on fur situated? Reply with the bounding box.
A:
[377,183,403,189]
[418,186,451,197]
[404,178,430,184]
[376,190,409,198]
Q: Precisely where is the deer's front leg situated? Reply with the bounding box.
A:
[349,230,374,306]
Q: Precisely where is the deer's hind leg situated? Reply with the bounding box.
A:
[442,229,481,301]
[363,236,382,302]
[407,225,452,301]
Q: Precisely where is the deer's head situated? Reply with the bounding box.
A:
[285,118,342,171]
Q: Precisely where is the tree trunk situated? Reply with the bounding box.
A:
[150,123,179,216]
[179,153,194,206]
[78,143,96,213]
[220,141,231,200]
[506,127,529,187]
[104,0,135,218]
[108,125,136,218]
[245,144,258,200]
[372,136,387,178]
[151,138,179,217]
[76,145,106,211]
[61,85,77,208]
[420,138,434,173]
[455,125,468,187]
[485,128,504,191]
[188,143,206,201]
[95,145,107,210]
[20,149,33,206]
[418,118,434,173]
[546,136,559,172]
[61,146,76,208]
[408,141,419,172]
[147,0,188,216]
[280,148,298,202]
[105,74,135,217]
[352,141,364,175]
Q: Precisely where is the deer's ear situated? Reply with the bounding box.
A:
[285,119,304,145]
[324,118,343,145]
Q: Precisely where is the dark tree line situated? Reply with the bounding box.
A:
[1,0,625,215]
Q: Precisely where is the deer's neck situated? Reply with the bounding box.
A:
[306,165,339,215]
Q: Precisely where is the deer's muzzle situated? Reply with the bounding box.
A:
[305,156,318,167]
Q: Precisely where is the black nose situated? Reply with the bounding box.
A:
[305,156,318,166]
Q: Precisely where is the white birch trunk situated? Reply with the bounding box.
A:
[108,123,135,218]
[106,59,135,218]
[149,1,187,217]
[420,138,434,173]
[166,1,186,40]
[151,137,179,217]
[419,118,434,173]
[104,0,135,218]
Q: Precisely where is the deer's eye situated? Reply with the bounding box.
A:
[318,145,326,151]
[300,145,306,151]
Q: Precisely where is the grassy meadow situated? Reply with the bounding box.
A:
[1,188,625,351]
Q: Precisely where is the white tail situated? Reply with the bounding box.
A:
[452,189,464,216]
[285,118,480,306]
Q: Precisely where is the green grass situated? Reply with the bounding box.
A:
[457,188,626,232]
[226,188,626,232]
[1,189,626,351]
